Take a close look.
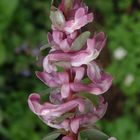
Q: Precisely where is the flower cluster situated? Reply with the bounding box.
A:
[28,0,113,139]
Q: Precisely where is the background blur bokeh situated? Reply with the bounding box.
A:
[0,0,140,140]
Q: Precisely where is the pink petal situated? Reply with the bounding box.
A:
[87,13,94,22]
[75,8,85,19]
[61,84,71,99]
[85,32,106,61]
[28,93,85,117]
[28,93,42,115]
[76,16,88,28]
[69,31,78,39]
[48,32,53,44]
[95,32,106,52]
[46,40,98,68]
[73,0,81,9]
[73,67,85,82]
[49,89,63,104]
[52,31,63,44]
[93,96,108,119]
[70,80,111,95]
[69,97,107,128]
[87,62,113,94]
[48,51,71,62]
[60,39,71,52]
[43,56,57,73]
[70,119,80,134]
[36,71,60,87]
[87,61,101,81]
[71,52,93,67]
[58,71,69,83]
[28,94,85,130]
[58,0,65,11]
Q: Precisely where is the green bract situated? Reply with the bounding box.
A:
[42,130,62,140]
[71,31,91,51]
[78,128,109,140]
[50,10,65,28]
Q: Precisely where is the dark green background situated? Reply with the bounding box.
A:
[0,0,140,140]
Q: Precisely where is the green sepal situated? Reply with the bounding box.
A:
[40,44,51,51]
[52,113,74,124]
[78,128,109,140]
[51,0,61,9]
[82,78,92,84]
[71,31,90,51]
[50,9,65,28]
[57,66,65,72]
[77,92,99,107]
[42,130,62,140]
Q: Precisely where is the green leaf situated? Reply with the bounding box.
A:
[0,0,19,31]
[71,31,90,51]
[82,78,92,84]
[51,0,61,8]
[52,113,74,124]
[63,0,73,13]
[42,130,62,140]
[77,92,99,107]
[40,44,51,51]
[0,43,6,65]
[57,66,65,72]
[78,128,109,140]
[51,0,72,14]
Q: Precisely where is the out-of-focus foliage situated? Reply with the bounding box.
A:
[0,0,51,140]
[0,0,140,140]
[90,0,140,140]
[107,13,140,96]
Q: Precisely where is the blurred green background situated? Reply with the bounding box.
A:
[0,0,140,140]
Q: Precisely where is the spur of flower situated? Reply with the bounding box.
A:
[28,0,114,140]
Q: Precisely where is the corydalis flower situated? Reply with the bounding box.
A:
[37,62,112,99]
[28,93,84,131]
[28,0,113,140]
[44,32,106,73]
[50,0,93,33]
[28,94,107,133]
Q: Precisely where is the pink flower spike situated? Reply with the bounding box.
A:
[28,0,113,138]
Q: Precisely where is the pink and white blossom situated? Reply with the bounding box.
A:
[28,0,113,139]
